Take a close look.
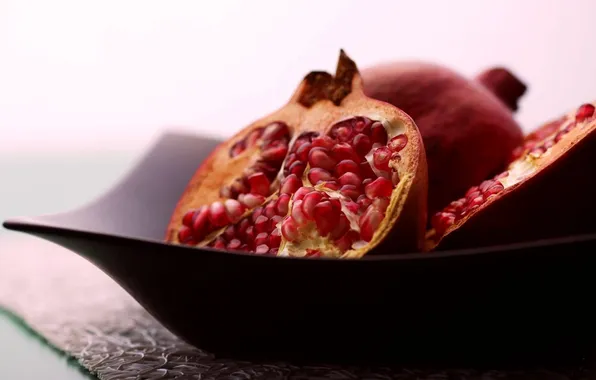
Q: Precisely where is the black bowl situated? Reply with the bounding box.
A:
[4,131,596,368]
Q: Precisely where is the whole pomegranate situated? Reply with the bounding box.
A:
[361,61,526,218]
[428,101,596,251]
[166,51,428,258]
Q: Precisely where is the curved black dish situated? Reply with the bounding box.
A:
[4,131,596,368]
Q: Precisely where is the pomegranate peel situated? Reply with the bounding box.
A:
[166,50,428,259]
[361,62,525,220]
[426,100,596,251]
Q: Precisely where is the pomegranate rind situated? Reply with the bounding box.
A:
[165,50,428,258]
[361,61,525,220]
[426,101,596,251]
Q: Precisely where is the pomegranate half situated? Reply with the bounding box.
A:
[165,51,428,259]
[361,61,526,219]
[427,101,596,251]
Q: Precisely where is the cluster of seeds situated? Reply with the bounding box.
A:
[177,116,410,257]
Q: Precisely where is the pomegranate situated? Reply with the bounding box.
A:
[165,51,428,258]
[427,101,596,251]
[360,61,526,219]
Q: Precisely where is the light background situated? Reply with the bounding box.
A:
[1,0,594,154]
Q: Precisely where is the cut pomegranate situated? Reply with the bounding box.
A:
[361,61,525,222]
[426,100,596,251]
[166,50,428,258]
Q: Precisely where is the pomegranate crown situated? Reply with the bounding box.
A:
[295,49,360,108]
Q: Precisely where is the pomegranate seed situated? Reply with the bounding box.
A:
[388,134,408,153]
[345,200,359,214]
[238,193,265,208]
[254,215,270,233]
[264,202,277,218]
[357,194,372,211]
[465,186,480,198]
[276,193,291,215]
[494,171,509,180]
[288,161,306,177]
[307,168,333,185]
[331,143,360,162]
[359,207,384,242]
[370,122,388,145]
[373,147,391,171]
[372,197,390,213]
[302,191,324,218]
[359,161,376,179]
[335,160,360,177]
[222,225,236,241]
[319,181,339,190]
[280,174,301,195]
[478,180,495,193]
[431,212,455,237]
[237,218,250,237]
[554,130,566,143]
[443,199,465,215]
[340,184,360,200]
[362,178,372,187]
[245,226,255,244]
[313,201,341,236]
[255,232,269,246]
[192,206,210,238]
[182,210,196,227]
[285,153,298,168]
[364,177,393,198]
[229,140,246,157]
[466,190,481,201]
[330,213,350,240]
[253,161,279,179]
[269,229,282,248]
[255,244,270,254]
[468,196,484,210]
[354,117,372,134]
[331,124,353,142]
[296,143,312,162]
[212,237,226,249]
[177,226,193,243]
[246,128,264,146]
[335,230,356,252]
[224,199,245,223]
[308,147,337,171]
[261,122,290,143]
[483,182,504,200]
[291,200,309,225]
[353,133,372,156]
[576,103,595,122]
[247,172,271,196]
[262,144,288,162]
[209,201,230,227]
[293,187,313,201]
[227,239,242,250]
[338,172,362,187]
[281,217,300,241]
[269,248,278,255]
[311,135,335,150]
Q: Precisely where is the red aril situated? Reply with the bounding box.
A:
[166,51,428,258]
[426,100,596,251]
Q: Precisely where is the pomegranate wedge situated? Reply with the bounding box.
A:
[165,50,428,259]
[427,101,596,251]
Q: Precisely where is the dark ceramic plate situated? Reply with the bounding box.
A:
[4,131,596,368]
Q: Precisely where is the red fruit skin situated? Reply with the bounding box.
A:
[361,62,525,220]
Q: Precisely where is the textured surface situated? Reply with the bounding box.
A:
[0,237,594,380]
